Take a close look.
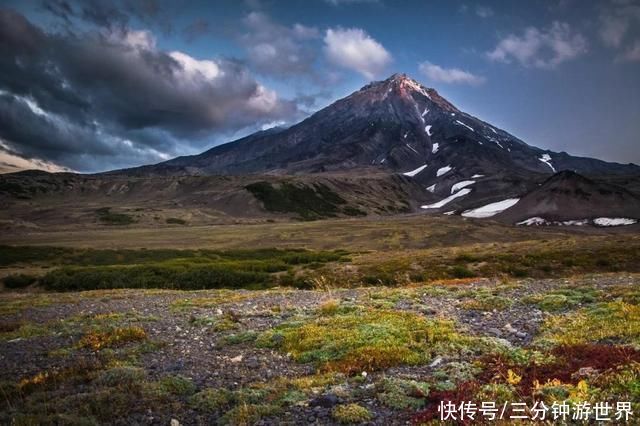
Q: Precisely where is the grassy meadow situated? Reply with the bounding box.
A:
[1,216,640,424]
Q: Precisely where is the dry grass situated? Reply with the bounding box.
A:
[78,326,147,350]
[0,214,582,251]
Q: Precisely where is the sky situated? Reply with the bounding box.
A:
[0,0,639,173]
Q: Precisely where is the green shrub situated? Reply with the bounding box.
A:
[342,206,367,216]
[96,367,146,388]
[166,218,187,225]
[189,388,232,412]
[157,375,197,396]
[257,308,466,375]
[525,287,598,312]
[3,273,37,289]
[376,378,429,410]
[332,403,372,424]
[245,181,346,220]
[40,265,272,291]
[450,265,475,279]
[221,331,258,345]
[95,208,135,225]
[221,403,280,425]
[28,247,348,291]
[0,245,347,269]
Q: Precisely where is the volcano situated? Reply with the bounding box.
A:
[110,73,639,215]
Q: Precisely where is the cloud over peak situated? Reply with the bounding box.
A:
[419,62,485,85]
[323,27,391,79]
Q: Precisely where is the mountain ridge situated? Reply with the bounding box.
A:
[104,73,639,181]
[2,73,639,225]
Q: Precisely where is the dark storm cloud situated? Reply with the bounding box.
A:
[0,7,301,172]
[240,11,321,77]
[42,0,75,25]
[45,0,171,33]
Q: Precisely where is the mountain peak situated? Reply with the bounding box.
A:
[358,73,460,113]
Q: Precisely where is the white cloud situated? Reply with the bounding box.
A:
[323,27,391,79]
[487,22,587,69]
[108,29,156,50]
[169,51,222,81]
[246,85,280,113]
[419,61,485,85]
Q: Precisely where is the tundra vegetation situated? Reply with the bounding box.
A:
[1,230,640,424]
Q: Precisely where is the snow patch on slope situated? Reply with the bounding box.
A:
[403,164,428,177]
[517,217,634,227]
[436,165,452,177]
[539,153,556,172]
[432,143,439,154]
[487,136,503,149]
[517,217,547,226]
[455,120,474,132]
[421,188,472,209]
[426,184,436,193]
[404,79,432,100]
[451,180,475,194]
[594,217,637,227]
[461,198,520,218]
[425,125,433,136]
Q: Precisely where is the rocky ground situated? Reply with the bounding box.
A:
[2,273,640,424]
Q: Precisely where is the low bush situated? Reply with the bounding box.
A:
[538,301,640,347]
[95,208,135,225]
[376,378,429,410]
[332,403,372,424]
[41,265,273,291]
[450,265,475,279]
[78,326,147,350]
[2,273,37,289]
[166,217,187,225]
[342,206,367,216]
[245,181,346,220]
[257,308,468,375]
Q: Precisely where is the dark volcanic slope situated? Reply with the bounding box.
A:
[114,74,638,180]
[110,73,639,211]
[495,171,640,223]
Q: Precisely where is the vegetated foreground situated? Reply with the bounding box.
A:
[1,228,640,424]
[2,274,640,424]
